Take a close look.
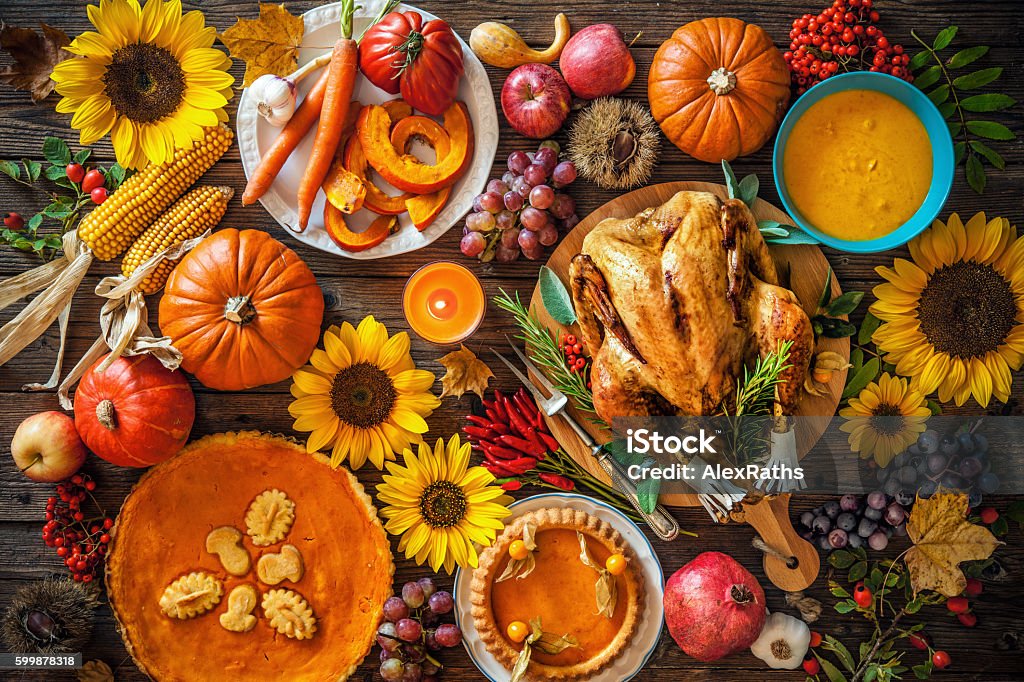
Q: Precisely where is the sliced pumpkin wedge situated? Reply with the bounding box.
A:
[390,116,453,231]
[322,154,366,214]
[323,202,398,253]
[343,136,413,216]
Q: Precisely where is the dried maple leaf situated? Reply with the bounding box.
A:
[905,492,1001,597]
[439,345,493,399]
[0,23,70,102]
[219,4,305,88]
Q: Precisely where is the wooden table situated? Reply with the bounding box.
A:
[0,1,1021,680]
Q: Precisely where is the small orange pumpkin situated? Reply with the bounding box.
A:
[158,229,324,391]
[648,18,790,163]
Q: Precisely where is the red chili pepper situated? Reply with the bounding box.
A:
[485,461,518,477]
[514,389,538,416]
[493,390,508,421]
[498,434,546,457]
[500,480,523,491]
[503,396,532,436]
[466,414,492,427]
[536,410,544,430]
[485,408,500,424]
[490,422,511,435]
[538,432,560,452]
[523,425,547,452]
[465,425,499,441]
[539,472,575,491]
[482,442,522,460]
[504,457,538,473]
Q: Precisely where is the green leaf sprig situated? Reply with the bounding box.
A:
[0,137,127,260]
[910,26,1016,194]
[721,160,820,245]
[813,267,865,340]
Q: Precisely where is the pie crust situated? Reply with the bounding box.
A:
[470,508,644,680]
[106,431,394,681]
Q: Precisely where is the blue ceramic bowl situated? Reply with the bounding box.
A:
[772,71,954,253]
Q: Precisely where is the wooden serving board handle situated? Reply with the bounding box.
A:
[742,494,820,592]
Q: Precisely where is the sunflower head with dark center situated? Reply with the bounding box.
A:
[870,402,906,436]
[918,261,1017,359]
[102,43,186,123]
[419,480,467,528]
[330,362,397,428]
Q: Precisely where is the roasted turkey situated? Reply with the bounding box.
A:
[569,191,813,420]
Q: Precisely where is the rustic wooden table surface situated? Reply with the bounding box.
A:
[0,1,1022,680]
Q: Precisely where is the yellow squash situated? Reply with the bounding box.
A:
[469,14,570,68]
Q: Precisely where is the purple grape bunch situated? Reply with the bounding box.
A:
[376,578,462,682]
[797,491,909,554]
[460,141,579,263]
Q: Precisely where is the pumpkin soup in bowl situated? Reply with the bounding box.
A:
[773,71,954,253]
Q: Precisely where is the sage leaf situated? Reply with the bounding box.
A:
[933,26,958,51]
[966,154,986,194]
[961,93,1016,112]
[826,291,864,317]
[947,45,989,69]
[539,265,576,325]
[721,160,739,199]
[818,268,833,309]
[913,65,942,90]
[953,66,1002,89]
[738,173,759,207]
[842,357,880,399]
[967,120,1015,140]
[909,50,932,71]
[636,470,660,514]
[761,227,821,245]
[927,84,950,105]
[970,139,1003,168]
[0,160,20,180]
[42,137,71,166]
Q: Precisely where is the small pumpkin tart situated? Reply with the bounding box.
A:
[107,432,394,682]
[470,508,644,680]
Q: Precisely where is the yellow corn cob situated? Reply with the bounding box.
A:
[78,125,233,260]
[121,185,234,295]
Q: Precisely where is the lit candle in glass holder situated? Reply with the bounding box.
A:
[403,262,485,344]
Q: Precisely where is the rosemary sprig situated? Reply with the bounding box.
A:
[493,289,595,414]
[909,26,1016,194]
[733,339,793,417]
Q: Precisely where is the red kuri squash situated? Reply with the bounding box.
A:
[157,229,325,391]
[74,354,195,467]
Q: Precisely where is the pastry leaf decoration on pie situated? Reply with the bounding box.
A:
[509,618,579,682]
[159,572,224,619]
[245,489,296,546]
[496,522,538,583]
[577,532,618,618]
[262,588,317,640]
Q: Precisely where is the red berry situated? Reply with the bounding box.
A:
[946,596,969,614]
[964,578,983,597]
[853,582,873,608]
[802,657,821,675]
[90,187,108,204]
[957,612,978,627]
[3,212,24,231]
[65,162,85,183]
[909,632,930,650]
[932,650,951,669]
[103,518,114,530]
[979,507,999,524]
[809,631,823,648]
[81,169,104,193]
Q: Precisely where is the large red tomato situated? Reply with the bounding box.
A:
[359,11,464,116]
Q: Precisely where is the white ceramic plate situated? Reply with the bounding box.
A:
[453,493,665,682]
[236,0,499,259]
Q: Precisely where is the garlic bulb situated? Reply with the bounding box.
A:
[251,74,296,127]
[249,54,332,127]
[749,611,811,669]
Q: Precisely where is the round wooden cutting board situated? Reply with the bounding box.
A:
[529,181,850,508]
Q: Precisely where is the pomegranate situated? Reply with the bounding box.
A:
[663,551,767,661]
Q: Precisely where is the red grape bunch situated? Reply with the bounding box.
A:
[376,578,461,682]
[785,0,912,95]
[461,141,579,263]
[41,474,114,582]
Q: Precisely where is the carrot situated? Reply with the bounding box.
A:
[241,68,330,206]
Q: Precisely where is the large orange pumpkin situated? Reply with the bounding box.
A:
[158,229,324,391]
[648,17,790,163]
[74,354,194,467]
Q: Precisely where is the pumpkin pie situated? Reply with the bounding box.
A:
[470,508,644,680]
[106,431,394,681]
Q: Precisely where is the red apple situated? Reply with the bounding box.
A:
[11,411,87,482]
[560,24,636,99]
[501,64,572,139]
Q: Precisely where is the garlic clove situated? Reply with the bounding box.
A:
[251,74,297,127]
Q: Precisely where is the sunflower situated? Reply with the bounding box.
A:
[289,316,441,470]
[840,373,932,467]
[376,434,513,573]
[50,0,234,169]
[871,212,1024,408]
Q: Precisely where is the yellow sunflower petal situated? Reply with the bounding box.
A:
[323,329,353,369]
[288,394,332,417]
[293,369,332,396]
[392,369,436,393]
[392,408,429,434]
[305,419,339,453]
